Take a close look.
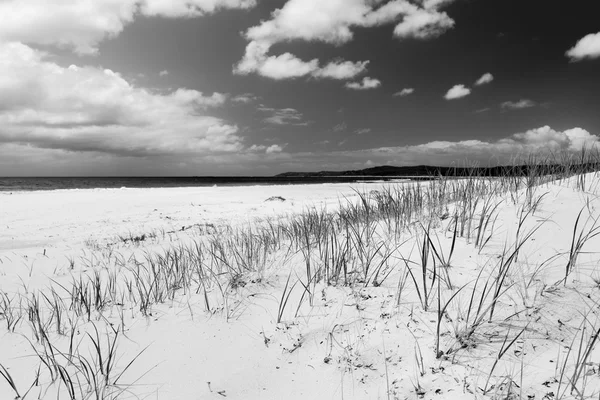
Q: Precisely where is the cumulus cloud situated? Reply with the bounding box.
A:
[566,32,600,61]
[235,0,456,80]
[475,73,494,86]
[505,126,597,152]
[266,144,283,154]
[313,60,369,80]
[393,126,598,159]
[444,84,471,100]
[0,42,242,157]
[501,99,536,110]
[233,41,367,80]
[244,0,455,45]
[0,0,256,54]
[248,143,284,154]
[233,41,319,79]
[393,7,454,39]
[139,0,256,17]
[280,126,599,171]
[393,88,415,97]
[259,107,307,125]
[346,77,382,90]
[257,52,320,80]
[159,70,169,76]
[232,93,258,104]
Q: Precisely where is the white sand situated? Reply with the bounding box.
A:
[1,177,600,400]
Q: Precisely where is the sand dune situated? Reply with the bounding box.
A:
[1,174,600,399]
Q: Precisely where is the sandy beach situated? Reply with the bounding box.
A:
[1,173,600,400]
[2,1,599,399]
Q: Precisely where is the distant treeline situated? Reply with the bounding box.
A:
[276,163,600,178]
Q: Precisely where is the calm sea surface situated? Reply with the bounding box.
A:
[0,176,410,192]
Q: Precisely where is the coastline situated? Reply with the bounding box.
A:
[0,181,395,252]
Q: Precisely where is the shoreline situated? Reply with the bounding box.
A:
[0,181,397,252]
[0,176,416,193]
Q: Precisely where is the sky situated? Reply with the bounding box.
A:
[0,0,599,176]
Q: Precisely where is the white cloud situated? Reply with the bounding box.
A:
[355,128,371,135]
[232,93,258,103]
[233,41,319,80]
[0,0,256,54]
[444,84,471,100]
[505,126,596,152]
[333,122,348,132]
[475,72,493,86]
[501,99,536,110]
[266,144,283,154]
[159,70,169,76]
[244,0,455,45]
[258,52,320,80]
[313,60,369,80]
[248,143,284,154]
[345,77,381,90]
[259,107,306,125]
[393,88,415,97]
[283,126,599,170]
[0,42,242,157]
[235,0,456,80]
[139,0,256,17]
[566,32,600,61]
[233,41,367,80]
[396,126,598,158]
[393,7,454,39]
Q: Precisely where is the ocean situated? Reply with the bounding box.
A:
[0,176,410,192]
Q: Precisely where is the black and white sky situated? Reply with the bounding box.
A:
[1,0,599,176]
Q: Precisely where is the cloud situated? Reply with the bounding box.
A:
[505,126,596,152]
[0,0,256,54]
[235,0,456,80]
[355,128,371,135]
[392,7,454,39]
[393,88,415,97]
[444,84,471,100]
[475,73,493,86]
[0,42,243,158]
[233,41,367,80]
[159,70,169,76]
[333,122,348,132]
[15,125,592,175]
[345,77,381,90]
[566,32,600,61]
[248,143,284,154]
[139,0,256,17]
[387,126,599,159]
[259,107,306,125]
[266,144,283,154]
[258,52,320,80]
[501,99,536,110]
[275,126,598,172]
[313,60,369,80]
[245,0,455,45]
[232,93,258,104]
[233,41,319,79]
